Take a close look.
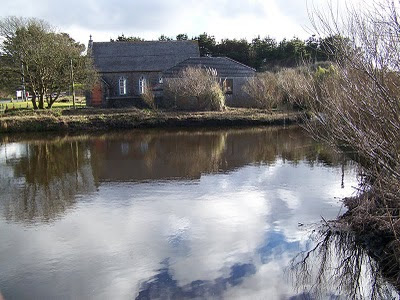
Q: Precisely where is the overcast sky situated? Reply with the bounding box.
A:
[1,0,367,46]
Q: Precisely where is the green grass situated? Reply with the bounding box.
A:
[0,97,86,112]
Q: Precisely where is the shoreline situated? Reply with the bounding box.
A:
[340,195,400,291]
[0,108,305,134]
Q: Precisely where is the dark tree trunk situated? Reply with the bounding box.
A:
[31,93,38,110]
[38,93,44,109]
[47,94,59,109]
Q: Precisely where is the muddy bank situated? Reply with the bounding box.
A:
[0,108,305,134]
[339,195,400,291]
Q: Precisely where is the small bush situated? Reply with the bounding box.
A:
[202,82,225,111]
[141,85,156,109]
[314,65,337,82]
[164,66,225,111]
[277,68,313,110]
[242,72,283,111]
[242,67,335,111]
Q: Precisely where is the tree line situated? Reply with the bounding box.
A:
[111,33,341,70]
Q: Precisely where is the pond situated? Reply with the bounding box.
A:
[0,126,394,299]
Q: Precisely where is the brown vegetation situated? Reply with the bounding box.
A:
[300,0,400,288]
[242,72,282,110]
[164,66,225,111]
[140,85,156,109]
[291,224,396,299]
[242,67,316,111]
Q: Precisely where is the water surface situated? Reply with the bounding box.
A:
[0,126,360,299]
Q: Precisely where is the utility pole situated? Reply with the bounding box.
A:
[70,58,76,109]
[21,63,26,101]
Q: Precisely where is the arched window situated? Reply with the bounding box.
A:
[119,77,127,95]
[139,76,146,94]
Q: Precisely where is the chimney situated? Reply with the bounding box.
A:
[88,35,93,53]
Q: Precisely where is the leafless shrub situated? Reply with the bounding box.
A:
[164,66,225,111]
[277,68,314,109]
[304,0,400,283]
[141,85,156,109]
[242,72,283,111]
[242,68,317,111]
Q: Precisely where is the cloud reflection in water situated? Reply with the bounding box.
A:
[0,127,359,299]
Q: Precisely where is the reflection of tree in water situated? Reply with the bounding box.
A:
[1,139,96,223]
[90,126,350,182]
[289,225,397,300]
[0,126,351,222]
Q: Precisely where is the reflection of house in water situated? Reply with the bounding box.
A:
[92,132,226,181]
[90,127,342,183]
[0,127,347,223]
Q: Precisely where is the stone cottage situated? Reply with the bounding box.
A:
[162,57,256,107]
[86,37,256,108]
[86,37,200,107]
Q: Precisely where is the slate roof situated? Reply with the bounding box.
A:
[91,41,200,73]
[163,57,256,78]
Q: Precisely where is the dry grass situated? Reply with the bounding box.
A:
[0,107,305,133]
[242,72,283,111]
[242,67,317,111]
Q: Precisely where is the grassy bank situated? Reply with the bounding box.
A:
[0,108,304,134]
[0,97,86,112]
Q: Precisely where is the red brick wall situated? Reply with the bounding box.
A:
[91,84,103,107]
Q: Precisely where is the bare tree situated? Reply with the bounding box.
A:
[303,0,400,284]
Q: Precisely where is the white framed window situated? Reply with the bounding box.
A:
[139,76,146,94]
[119,77,127,95]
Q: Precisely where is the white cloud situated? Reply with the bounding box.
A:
[1,0,382,47]
[0,0,312,45]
